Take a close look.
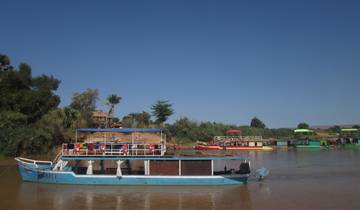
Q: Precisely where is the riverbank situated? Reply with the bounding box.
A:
[0,159,16,166]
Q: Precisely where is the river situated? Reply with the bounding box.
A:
[1,149,359,210]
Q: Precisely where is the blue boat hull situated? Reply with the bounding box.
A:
[17,162,248,186]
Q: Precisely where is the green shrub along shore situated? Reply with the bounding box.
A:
[1,54,357,157]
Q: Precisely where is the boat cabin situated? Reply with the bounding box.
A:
[57,156,251,177]
[339,128,360,144]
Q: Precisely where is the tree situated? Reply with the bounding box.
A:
[0,54,61,155]
[329,125,341,133]
[0,54,12,71]
[70,89,98,125]
[37,107,85,145]
[151,100,174,126]
[297,122,309,129]
[250,117,266,129]
[0,62,60,123]
[136,111,151,127]
[106,94,122,127]
[112,117,120,123]
[122,111,151,128]
[352,125,360,129]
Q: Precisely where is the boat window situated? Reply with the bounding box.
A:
[181,160,211,176]
[213,160,248,175]
[150,160,179,175]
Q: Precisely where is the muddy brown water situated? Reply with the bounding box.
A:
[1,149,360,210]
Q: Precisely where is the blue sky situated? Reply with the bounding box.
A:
[2,0,360,128]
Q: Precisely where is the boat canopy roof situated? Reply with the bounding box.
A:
[61,155,249,161]
[76,128,163,133]
[294,129,314,133]
[341,128,358,132]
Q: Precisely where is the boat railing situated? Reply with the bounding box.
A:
[52,151,62,164]
[61,143,165,156]
[15,157,53,166]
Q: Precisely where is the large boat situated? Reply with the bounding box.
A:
[16,128,251,185]
[195,130,273,151]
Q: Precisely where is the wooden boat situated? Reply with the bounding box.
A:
[16,128,251,185]
[194,144,223,150]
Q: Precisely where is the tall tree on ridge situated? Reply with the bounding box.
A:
[70,88,98,126]
[297,122,310,129]
[151,100,174,127]
[250,117,266,129]
[106,94,122,127]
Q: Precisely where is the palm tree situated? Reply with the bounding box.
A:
[151,100,174,127]
[106,94,122,127]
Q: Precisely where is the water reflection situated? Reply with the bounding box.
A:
[16,182,252,210]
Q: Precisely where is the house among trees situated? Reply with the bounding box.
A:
[92,111,112,126]
[92,111,121,128]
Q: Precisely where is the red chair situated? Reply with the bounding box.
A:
[149,144,155,154]
[75,143,80,153]
[121,144,129,155]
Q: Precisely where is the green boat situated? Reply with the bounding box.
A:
[293,129,328,149]
[296,140,324,149]
[338,128,360,149]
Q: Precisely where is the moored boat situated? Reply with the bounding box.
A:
[293,129,328,149]
[16,128,251,185]
[338,128,360,149]
[194,144,223,150]
[195,130,273,151]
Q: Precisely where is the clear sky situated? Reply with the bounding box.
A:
[2,0,360,128]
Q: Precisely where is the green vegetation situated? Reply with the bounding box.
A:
[0,54,61,156]
[168,117,294,144]
[106,94,122,127]
[151,100,174,126]
[297,122,309,129]
[250,117,266,129]
[352,125,360,129]
[106,95,121,116]
[122,111,152,128]
[1,53,358,156]
[0,54,115,156]
[69,88,99,126]
[328,125,341,133]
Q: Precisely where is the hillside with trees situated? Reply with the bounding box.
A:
[1,53,357,156]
